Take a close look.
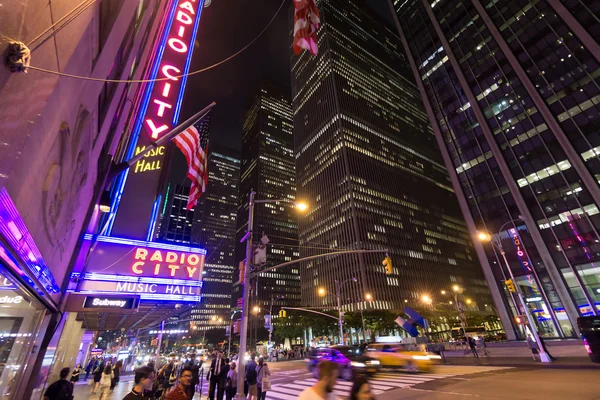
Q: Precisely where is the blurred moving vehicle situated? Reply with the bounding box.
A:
[578,316,600,363]
[306,345,380,380]
[363,343,434,372]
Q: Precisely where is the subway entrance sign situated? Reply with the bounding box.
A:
[72,235,206,302]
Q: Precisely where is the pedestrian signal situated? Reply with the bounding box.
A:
[382,256,393,275]
[504,279,516,293]
[514,315,526,324]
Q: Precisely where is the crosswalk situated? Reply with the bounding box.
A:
[265,366,512,399]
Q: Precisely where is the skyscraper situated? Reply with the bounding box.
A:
[389,0,600,339]
[290,0,495,321]
[157,130,240,330]
[234,84,301,316]
[193,144,240,326]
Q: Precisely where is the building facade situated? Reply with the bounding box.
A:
[191,144,240,331]
[0,0,175,397]
[290,0,498,327]
[234,84,301,323]
[389,0,600,338]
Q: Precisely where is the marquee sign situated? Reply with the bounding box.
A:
[109,0,206,239]
[75,235,205,301]
[82,235,205,279]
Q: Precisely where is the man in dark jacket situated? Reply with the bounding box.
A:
[43,368,73,400]
[207,351,227,400]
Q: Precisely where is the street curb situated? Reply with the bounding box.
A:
[440,361,600,370]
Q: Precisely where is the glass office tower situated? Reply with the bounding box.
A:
[390,0,600,338]
[291,0,495,325]
[234,84,301,317]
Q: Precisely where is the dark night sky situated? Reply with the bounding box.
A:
[178,0,393,154]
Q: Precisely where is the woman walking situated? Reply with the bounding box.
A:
[70,363,82,384]
[92,360,104,394]
[226,362,238,400]
[98,364,113,400]
[256,357,270,400]
[110,360,122,394]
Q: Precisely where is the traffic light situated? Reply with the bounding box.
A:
[279,309,287,318]
[238,260,246,283]
[504,279,516,293]
[382,256,393,275]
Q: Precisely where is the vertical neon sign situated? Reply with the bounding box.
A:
[108,0,205,239]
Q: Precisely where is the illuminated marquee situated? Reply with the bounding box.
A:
[76,235,205,301]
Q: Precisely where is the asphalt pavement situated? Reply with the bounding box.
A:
[72,359,600,399]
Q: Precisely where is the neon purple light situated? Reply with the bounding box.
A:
[83,234,206,254]
[0,188,60,293]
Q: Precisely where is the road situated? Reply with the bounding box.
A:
[72,360,599,399]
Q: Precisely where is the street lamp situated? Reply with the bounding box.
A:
[268,295,284,349]
[478,221,551,363]
[318,277,358,345]
[441,287,468,338]
[227,310,241,358]
[421,295,432,305]
[236,191,309,399]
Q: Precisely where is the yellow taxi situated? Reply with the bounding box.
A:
[363,343,434,372]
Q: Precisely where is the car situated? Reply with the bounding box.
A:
[363,343,433,372]
[306,345,380,380]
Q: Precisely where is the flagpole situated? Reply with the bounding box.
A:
[109,101,216,180]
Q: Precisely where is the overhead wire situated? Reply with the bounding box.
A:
[24,0,287,83]
[28,0,97,50]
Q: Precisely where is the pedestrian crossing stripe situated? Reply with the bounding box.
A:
[265,366,512,400]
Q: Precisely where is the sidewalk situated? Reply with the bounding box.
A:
[440,355,600,369]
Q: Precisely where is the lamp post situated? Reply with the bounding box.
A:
[268,295,284,349]
[235,192,308,400]
[440,286,469,338]
[478,223,551,363]
[228,310,242,358]
[319,277,358,345]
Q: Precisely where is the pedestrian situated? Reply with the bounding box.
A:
[298,361,338,400]
[207,350,227,400]
[122,366,156,400]
[225,361,238,400]
[70,363,82,384]
[111,360,122,393]
[92,360,104,394]
[349,376,374,400]
[165,367,193,400]
[185,355,201,400]
[85,359,94,381]
[160,362,175,398]
[245,353,258,400]
[478,336,489,356]
[43,367,73,400]
[256,357,271,400]
[526,334,539,360]
[467,336,479,358]
[99,364,113,400]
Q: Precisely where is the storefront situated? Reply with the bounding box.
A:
[0,188,61,399]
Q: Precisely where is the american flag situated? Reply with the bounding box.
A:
[293,0,321,56]
[173,119,209,210]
